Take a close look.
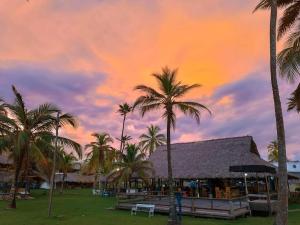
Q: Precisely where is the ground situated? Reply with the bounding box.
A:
[0,189,299,225]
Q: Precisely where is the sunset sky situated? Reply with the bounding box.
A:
[0,0,299,160]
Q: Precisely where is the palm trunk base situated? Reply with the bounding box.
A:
[168,202,179,225]
[167,220,181,225]
[9,199,16,209]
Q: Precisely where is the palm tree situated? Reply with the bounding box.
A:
[133,67,210,225]
[85,133,114,190]
[254,1,289,224]
[0,86,81,209]
[268,140,279,162]
[117,103,132,153]
[116,135,132,151]
[107,143,153,189]
[139,125,166,156]
[58,150,77,194]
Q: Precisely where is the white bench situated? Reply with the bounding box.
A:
[131,204,155,217]
[92,189,100,195]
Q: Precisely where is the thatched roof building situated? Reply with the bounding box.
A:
[55,172,95,184]
[149,136,275,179]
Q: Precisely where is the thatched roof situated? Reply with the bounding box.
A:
[55,172,95,183]
[0,154,13,166]
[149,136,275,179]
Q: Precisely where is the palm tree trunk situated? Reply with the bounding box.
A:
[119,114,126,153]
[270,1,288,224]
[24,151,30,193]
[60,173,65,194]
[9,160,22,208]
[48,112,59,217]
[166,115,178,225]
[93,173,98,190]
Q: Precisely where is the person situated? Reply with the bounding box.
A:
[175,187,182,221]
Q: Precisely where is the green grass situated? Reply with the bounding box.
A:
[0,189,299,225]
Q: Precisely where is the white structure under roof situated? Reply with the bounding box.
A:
[273,161,300,174]
[286,161,300,173]
[272,161,300,192]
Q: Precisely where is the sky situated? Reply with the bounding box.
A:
[0,0,299,160]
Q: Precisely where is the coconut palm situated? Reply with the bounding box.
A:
[107,143,153,188]
[58,150,77,194]
[116,135,132,151]
[117,103,132,153]
[139,125,166,156]
[85,133,114,190]
[0,86,81,209]
[268,140,279,162]
[254,1,289,224]
[133,67,210,225]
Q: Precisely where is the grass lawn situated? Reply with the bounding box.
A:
[0,189,299,225]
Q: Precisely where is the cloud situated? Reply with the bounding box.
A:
[0,0,299,160]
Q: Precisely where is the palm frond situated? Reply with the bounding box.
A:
[278,35,300,83]
[287,83,300,112]
[253,0,294,13]
[56,136,82,158]
[59,113,78,128]
[134,85,165,99]
[173,84,202,98]
[278,1,300,39]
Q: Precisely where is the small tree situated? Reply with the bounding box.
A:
[267,140,279,162]
[139,125,166,156]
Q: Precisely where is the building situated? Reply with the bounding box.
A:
[273,161,300,192]
[148,136,297,198]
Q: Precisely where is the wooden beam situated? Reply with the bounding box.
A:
[265,175,272,216]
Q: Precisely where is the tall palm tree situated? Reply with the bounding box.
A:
[117,103,132,153]
[0,86,81,209]
[268,140,279,162]
[133,67,210,225]
[255,1,289,224]
[58,150,77,194]
[107,143,153,188]
[139,125,166,156]
[85,133,114,190]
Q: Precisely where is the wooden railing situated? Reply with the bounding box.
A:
[117,192,249,215]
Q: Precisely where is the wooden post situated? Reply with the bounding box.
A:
[256,173,259,193]
[244,173,249,196]
[265,175,272,216]
[191,198,195,212]
[229,200,234,215]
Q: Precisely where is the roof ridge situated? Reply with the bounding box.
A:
[168,135,253,146]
